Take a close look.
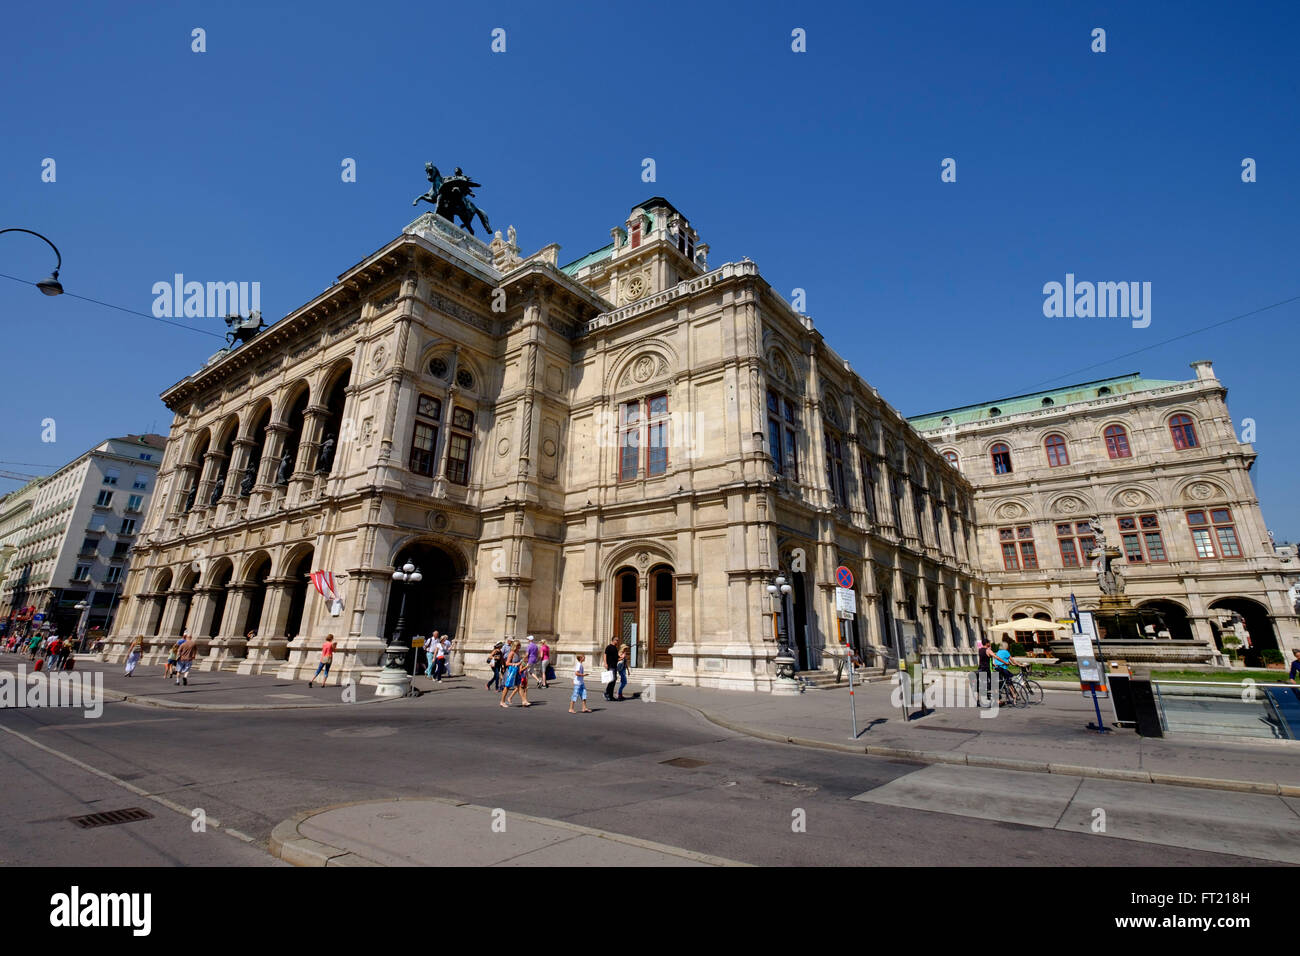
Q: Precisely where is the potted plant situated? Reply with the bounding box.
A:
[1263,649,1285,670]
[1221,632,1243,665]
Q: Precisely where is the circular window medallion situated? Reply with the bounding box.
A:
[625,275,646,301]
[497,437,510,457]
[429,357,448,378]
[632,355,655,383]
[542,438,557,457]
[457,368,474,389]
[432,512,448,531]
[370,345,387,371]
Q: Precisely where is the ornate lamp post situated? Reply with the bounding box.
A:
[74,600,91,651]
[767,574,800,696]
[375,562,421,698]
[0,228,64,295]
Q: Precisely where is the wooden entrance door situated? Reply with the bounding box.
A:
[649,565,675,668]
[615,568,638,651]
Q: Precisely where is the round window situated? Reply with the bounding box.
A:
[457,368,474,389]
[429,357,448,378]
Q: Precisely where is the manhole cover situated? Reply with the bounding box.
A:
[71,807,154,829]
[660,757,708,768]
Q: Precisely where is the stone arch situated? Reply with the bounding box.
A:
[1046,491,1094,517]
[151,568,175,593]
[1174,476,1230,504]
[1208,596,1279,660]
[607,343,677,394]
[274,380,311,424]
[989,497,1034,523]
[386,533,472,579]
[238,549,273,584]
[1136,598,1194,640]
[601,540,675,580]
[1107,483,1158,510]
[212,414,240,452]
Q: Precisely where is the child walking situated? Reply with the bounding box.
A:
[569,654,591,713]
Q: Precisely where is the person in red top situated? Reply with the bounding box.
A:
[309,634,336,688]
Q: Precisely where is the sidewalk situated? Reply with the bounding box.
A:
[270,797,746,867]
[0,655,420,711]
[656,677,1300,797]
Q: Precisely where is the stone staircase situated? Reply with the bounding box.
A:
[796,666,890,690]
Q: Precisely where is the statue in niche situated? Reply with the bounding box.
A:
[209,473,225,506]
[316,434,336,474]
[239,464,257,496]
[275,448,294,486]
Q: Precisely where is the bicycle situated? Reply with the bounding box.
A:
[1012,663,1044,705]
[993,668,1027,708]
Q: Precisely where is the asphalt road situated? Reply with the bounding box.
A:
[0,676,1283,866]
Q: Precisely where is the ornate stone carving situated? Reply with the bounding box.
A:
[430,512,448,531]
[542,438,557,458]
[370,344,387,372]
[1055,496,1081,514]
[497,437,510,457]
[998,503,1025,520]
[1187,482,1217,501]
[636,551,650,569]
[632,355,655,383]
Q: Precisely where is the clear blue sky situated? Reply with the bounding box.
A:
[2,0,1297,536]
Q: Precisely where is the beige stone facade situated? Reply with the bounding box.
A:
[909,363,1300,663]
[104,199,989,688]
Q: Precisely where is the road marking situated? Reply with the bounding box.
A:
[266,694,312,700]
[852,764,1300,863]
[0,722,255,848]
[38,718,183,732]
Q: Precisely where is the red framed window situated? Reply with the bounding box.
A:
[409,394,442,476]
[943,450,959,468]
[629,220,642,249]
[1187,507,1240,558]
[1104,425,1131,459]
[1170,414,1199,450]
[999,526,1037,570]
[991,443,1013,475]
[1117,513,1167,563]
[1056,520,1094,568]
[1044,434,1069,467]
[620,394,670,481]
[619,400,641,481]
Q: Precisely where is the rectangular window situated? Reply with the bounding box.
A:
[103,469,120,486]
[620,400,641,481]
[1187,509,1238,559]
[80,538,98,555]
[127,494,144,512]
[1216,526,1241,556]
[133,475,149,490]
[1191,527,1215,559]
[1116,513,1166,563]
[95,490,113,507]
[647,394,669,477]
[446,409,475,485]
[138,453,153,461]
[409,422,438,476]
[106,566,123,584]
[768,392,800,480]
[113,541,130,557]
[826,433,847,507]
[74,565,92,582]
[1059,538,1079,567]
[861,457,877,521]
[768,418,784,474]
[119,518,137,535]
[1000,526,1037,569]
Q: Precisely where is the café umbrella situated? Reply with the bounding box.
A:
[988,619,1073,633]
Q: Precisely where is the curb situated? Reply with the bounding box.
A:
[268,796,750,867]
[657,695,1293,799]
[99,687,398,712]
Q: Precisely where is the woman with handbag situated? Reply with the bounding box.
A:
[500,641,532,707]
[616,642,630,701]
[124,635,144,677]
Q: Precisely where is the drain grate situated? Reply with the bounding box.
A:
[70,807,154,829]
[660,757,708,768]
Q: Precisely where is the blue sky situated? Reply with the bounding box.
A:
[2,0,1297,536]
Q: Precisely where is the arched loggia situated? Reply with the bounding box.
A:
[384,542,464,674]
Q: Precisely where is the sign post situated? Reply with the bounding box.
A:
[1071,595,1110,734]
[834,566,858,738]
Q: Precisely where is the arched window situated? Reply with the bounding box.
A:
[990,443,1013,475]
[989,407,1002,417]
[1104,425,1131,459]
[1097,387,1111,396]
[1044,434,1069,467]
[943,450,959,468]
[1169,414,1199,450]
[766,388,800,479]
[1041,397,1054,407]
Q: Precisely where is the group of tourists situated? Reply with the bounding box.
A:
[419,631,452,681]
[974,634,1017,704]
[2,631,76,671]
[484,635,633,713]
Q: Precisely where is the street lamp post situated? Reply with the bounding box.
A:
[0,228,64,295]
[375,562,421,698]
[74,600,91,652]
[766,574,800,696]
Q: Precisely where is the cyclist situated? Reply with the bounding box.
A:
[975,637,995,705]
[992,638,1016,701]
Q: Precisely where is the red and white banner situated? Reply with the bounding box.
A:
[309,570,338,601]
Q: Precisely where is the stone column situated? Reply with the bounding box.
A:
[187,586,218,659]
[204,583,253,670]
[243,577,294,674]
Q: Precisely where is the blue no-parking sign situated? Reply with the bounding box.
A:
[835,566,854,589]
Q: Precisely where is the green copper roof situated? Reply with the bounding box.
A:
[907,372,1186,431]
[560,242,613,275]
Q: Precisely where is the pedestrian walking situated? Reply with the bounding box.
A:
[540,638,553,687]
[165,635,185,679]
[975,636,994,705]
[603,636,620,701]
[501,640,532,707]
[174,633,198,686]
[485,642,504,690]
[616,642,630,701]
[124,635,144,677]
[308,633,337,687]
[433,633,448,681]
[525,635,542,686]
[569,654,591,713]
[499,640,521,707]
